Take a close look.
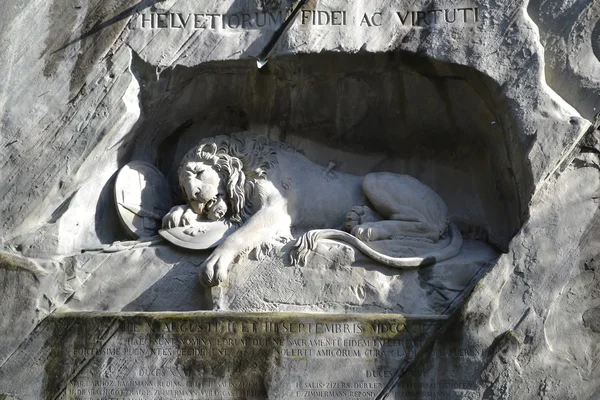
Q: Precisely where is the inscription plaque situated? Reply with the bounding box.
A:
[0,313,480,399]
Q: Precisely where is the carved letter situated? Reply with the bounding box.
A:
[206,13,219,29]
[415,11,428,25]
[331,11,343,26]
[301,10,311,24]
[194,14,205,29]
[242,13,251,28]
[228,14,240,29]
[171,13,181,28]
[157,13,168,28]
[177,13,191,28]
[428,9,442,24]
[457,8,472,22]
[256,11,267,27]
[372,12,382,26]
[396,11,410,25]
[140,13,153,28]
[268,11,282,25]
[360,13,372,27]
[445,9,456,23]
[318,11,330,25]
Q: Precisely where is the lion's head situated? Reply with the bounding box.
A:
[178,132,279,224]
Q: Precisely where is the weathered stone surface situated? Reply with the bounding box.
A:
[529,0,600,121]
[0,0,599,398]
[60,246,212,312]
[214,239,497,314]
[427,148,600,399]
[0,252,46,366]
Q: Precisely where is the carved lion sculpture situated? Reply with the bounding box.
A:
[162,132,462,286]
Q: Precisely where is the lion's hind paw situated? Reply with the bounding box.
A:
[345,205,381,232]
[351,225,376,241]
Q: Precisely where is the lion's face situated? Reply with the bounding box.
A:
[177,133,278,224]
[180,161,226,216]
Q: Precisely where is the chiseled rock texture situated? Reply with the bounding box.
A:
[0,0,598,398]
[213,239,498,314]
[529,0,600,122]
[417,140,600,399]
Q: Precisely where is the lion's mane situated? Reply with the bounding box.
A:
[178,132,281,224]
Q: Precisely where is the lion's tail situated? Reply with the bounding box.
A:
[290,223,463,268]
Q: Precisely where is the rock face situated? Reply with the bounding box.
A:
[0,0,599,398]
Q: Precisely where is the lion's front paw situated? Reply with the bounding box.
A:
[181,206,199,226]
[162,205,186,229]
[199,248,235,287]
[183,226,208,236]
[162,205,198,229]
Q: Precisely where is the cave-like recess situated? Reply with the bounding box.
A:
[128,51,533,251]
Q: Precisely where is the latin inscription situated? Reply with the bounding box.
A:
[39,315,479,399]
[300,10,348,26]
[133,5,481,30]
[136,11,283,30]
[393,7,479,26]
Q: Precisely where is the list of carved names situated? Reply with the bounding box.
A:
[60,318,478,399]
